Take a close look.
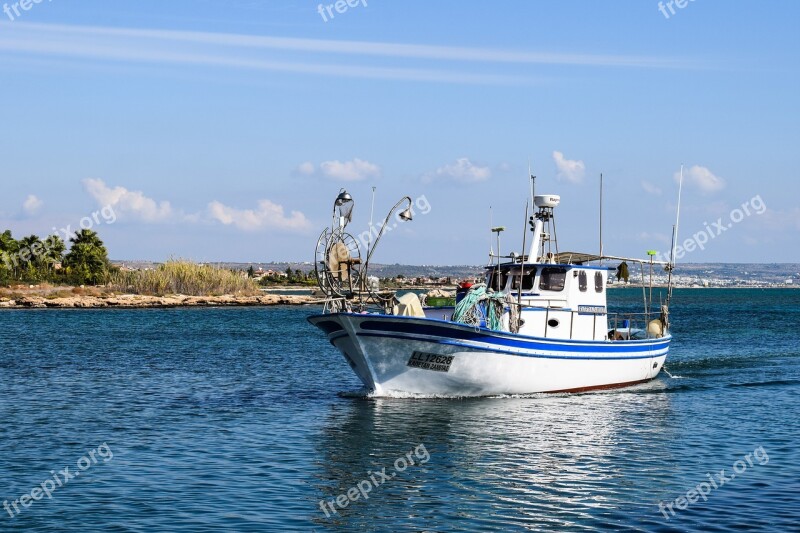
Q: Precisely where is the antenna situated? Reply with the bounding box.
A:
[667,165,684,303]
[517,201,529,330]
[528,160,534,207]
[670,165,684,266]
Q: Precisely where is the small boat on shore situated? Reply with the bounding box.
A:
[308,187,677,396]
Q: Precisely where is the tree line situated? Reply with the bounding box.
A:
[0,229,114,286]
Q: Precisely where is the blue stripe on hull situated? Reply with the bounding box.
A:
[355,332,666,360]
[353,317,669,353]
[309,313,670,361]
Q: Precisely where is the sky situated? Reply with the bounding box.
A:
[1,0,798,265]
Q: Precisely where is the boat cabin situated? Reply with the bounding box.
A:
[484,261,610,341]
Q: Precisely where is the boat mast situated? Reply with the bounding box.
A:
[667,165,684,305]
[517,200,529,328]
[491,226,505,291]
[529,161,535,207]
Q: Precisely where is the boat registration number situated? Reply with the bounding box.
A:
[407,351,454,372]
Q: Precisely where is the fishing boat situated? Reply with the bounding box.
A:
[308,185,679,396]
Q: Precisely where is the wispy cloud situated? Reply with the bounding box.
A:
[83,178,173,222]
[677,165,725,192]
[641,181,663,195]
[22,194,42,215]
[208,199,311,232]
[0,22,697,86]
[552,151,585,184]
[431,158,491,182]
[298,158,381,181]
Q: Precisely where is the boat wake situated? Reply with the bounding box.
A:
[662,366,685,379]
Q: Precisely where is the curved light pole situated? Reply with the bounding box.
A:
[362,196,413,285]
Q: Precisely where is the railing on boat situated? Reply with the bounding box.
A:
[426,301,665,341]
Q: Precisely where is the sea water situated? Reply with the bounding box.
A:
[1,289,798,531]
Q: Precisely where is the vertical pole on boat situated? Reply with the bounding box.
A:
[529,161,535,206]
[367,186,376,293]
[491,227,505,291]
[647,250,656,323]
[517,201,529,330]
[599,173,604,263]
[640,261,647,326]
[667,165,684,305]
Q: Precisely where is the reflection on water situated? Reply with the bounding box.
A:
[314,388,678,531]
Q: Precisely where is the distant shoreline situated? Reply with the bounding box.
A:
[2,284,797,310]
[0,293,320,309]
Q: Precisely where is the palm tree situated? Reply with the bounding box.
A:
[63,229,113,285]
[17,235,45,281]
[0,230,19,278]
[0,230,20,280]
[19,235,44,267]
[43,235,66,272]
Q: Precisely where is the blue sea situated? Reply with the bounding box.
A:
[1,289,798,532]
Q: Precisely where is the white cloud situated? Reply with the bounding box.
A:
[22,194,42,215]
[208,199,311,232]
[296,159,381,181]
[83,178,173,222]
[552,151,585,183]
[641,181,663,196]
[434,158,491,182]
[296,161,315,176]
[318,158,381,182]
[676,165,725,193]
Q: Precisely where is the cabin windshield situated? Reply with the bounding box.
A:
[486,268,510,292]
[539,267,567,292]
[511,268,537,291]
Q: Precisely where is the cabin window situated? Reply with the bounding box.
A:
[595,272,604,293]
[578,271,587,292]
[487,269,509,292]
[511,268,536,291]
[539,267,566,292]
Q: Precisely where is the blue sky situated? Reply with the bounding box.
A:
[1,0,798,264]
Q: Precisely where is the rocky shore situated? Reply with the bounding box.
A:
[0,293,319,309]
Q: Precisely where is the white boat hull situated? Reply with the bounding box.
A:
[308,313,670,396]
